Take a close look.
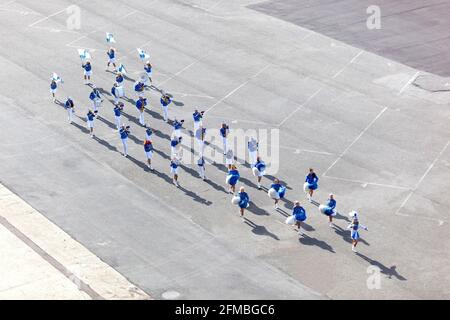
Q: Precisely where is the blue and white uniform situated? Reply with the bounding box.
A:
[116,74,124,85]
[111,84,120,104]
[192,111,203,131]
[320,198,337,216]
[197,157,206,180]
[135,98,147,126]
[145,127,153,142]
[119,127,129,156]
[89,89,102,112]
[83,62,92,77]
[173,120,183,138]
[269,183,286,200]
[170,159,179,175]
[220,125,229,155]
[65,98,74,123]
[170,137,181,157]
[144,140,153,159]
[86,111,95,129]
[293,206,307,222]
[134,81,145,98]
[115,74,124,97]
[50,81,57,94]
[252,159,266,177]
[348,218,368,241]
[247,138,258,166]
[195,127,206,157]
[225,149,234,166]
[238,191,250,209]
[304,173,319,191]
[226,169,240,186]
[144,63,152,84]
[160,95,172,122]
[113,105,122,129]
[107,49,116,64]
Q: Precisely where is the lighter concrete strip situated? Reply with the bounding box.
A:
[0,183,150,300]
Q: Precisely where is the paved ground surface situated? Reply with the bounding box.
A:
[250,0,450,77]
[0,0,449,299]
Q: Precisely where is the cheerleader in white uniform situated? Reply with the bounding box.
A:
[347,211,368,252]
[170,157,180,187]
[225,149,234,167]
[252,156,266,189]
[195,126,206,157]
[220,123,229,155]
[268,178,286,209]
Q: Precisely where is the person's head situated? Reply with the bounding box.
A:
[231,164,237,170]
[239,187,245,193]
[309,168,314,173]
[114,82,118,87]
[274,178,279,184]
[294,200,300,207]
[67,96,72,101]
[256,156,261,162]
[117,72,122,77]
[51,79,56,84]
[86,61,90,65]
[222,123,227,128]
[349,211,358,220]
[329,193,334,200]
[110,47,114,52]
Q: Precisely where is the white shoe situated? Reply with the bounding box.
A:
[257,184,261,189]
[274,204,279,209]
[329,223,333,227]
[352,246,357,253]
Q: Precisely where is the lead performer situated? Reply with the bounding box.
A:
[347,211,368,252]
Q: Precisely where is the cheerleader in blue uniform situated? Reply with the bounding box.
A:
[226,164,240,194]
[170,157,180,187]
[82,61,92,84]
[89,87,102,114]
[252,156,266,189]
[268,178,286,209]
[106,47,117,71]
[172,119,184,138]
[192,109,204,132]
[160,93,172,123]
[319,194,337,227]
[237,187,250,217]
[50,80,57,102]
[134,80,145,98]
[347,211,368,252]
[144,139,154,171]
[116,73,124,85]
[292,201,307,235]
[304,168,319,201]
[144,61,152,85]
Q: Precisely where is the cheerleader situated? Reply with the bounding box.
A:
[192,109,204,132]
[119,124,130,157]
[144,61,152,84]
[268,178,286,209]
[64,97,75,123]
[50,79,57,102]
[113,102,123,130]
[82,61,92,84]
[197,156,206,180]
[135,96,147,127]
[292,201,307,235]
[304,168,319,201]
[89,87,102,113]
[145,127,153,142]
[319,194,337,227]
[170,157,180,187]
[116,73,124,86]
[252,156,266,189]
[226,164,240,194]
[237,187,250,217]
[160,93,172,123]
[247,137,258,166]
[195,126,206,157]
[172,119,184,138]
[347,211,368,252]
[134,80,145,98]
[144,139,154,170]
[86,110,96,137]
[220,123,229,155]
[225,148,234,167]
[106,47,117,71]
[109,82,119,104]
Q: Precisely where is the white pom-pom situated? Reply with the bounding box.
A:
[285,215,296,225]
[226,175,232,185]
[303,182,310,193]
[319,204,328,214]
[267,188,280,200]
[231,196,240,205]
[252,167,259,176]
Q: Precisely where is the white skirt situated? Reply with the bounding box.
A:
[225,157,234,166]
[108,57,116,64]
[170,167,178,175]
[84,70,92,76]
[145,151,153,159]
[50,88,57,94]
[87,120,94,128]
[117,86,124,97]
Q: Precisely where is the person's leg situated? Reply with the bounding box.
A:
[257,176,262,189]
[240,208,244,217]
[274,199,279,209]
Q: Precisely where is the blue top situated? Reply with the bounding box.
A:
[293,206,306,221]
[271,183,282,192]
[227,169,240,185]
[65,99,73,109]
[145,128,152,136]
[144,65,152,73]
[197,157,205,167]
[87,112,95,121]
[305,173,319,185]
[107,50,115,59]
[170,161,178,169]
[119,128,129,140]
[271,183,286,198]
[220,127,228,137]
[83,63,91,71]
[193,111,202,122]
[255,160,266,172]
[170,139,179,147]
[326,199,336,210]
[116,75,124,83]
[89,90,100,101]
[134,82,144,92]
[144,141,153,152]
[238,192,250,208]
[113,106,121,117]
[173,120,183,130]
[136,99,147,110]
[160,97,172,106]
[50,82,57,90]
[111,86,117,96]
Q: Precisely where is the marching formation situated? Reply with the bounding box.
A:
[49,33,368,253]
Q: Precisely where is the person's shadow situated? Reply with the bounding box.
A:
[299,234,335,253]
[246,202,270,216]
[243,217,280,240]
[356,253,407,281]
